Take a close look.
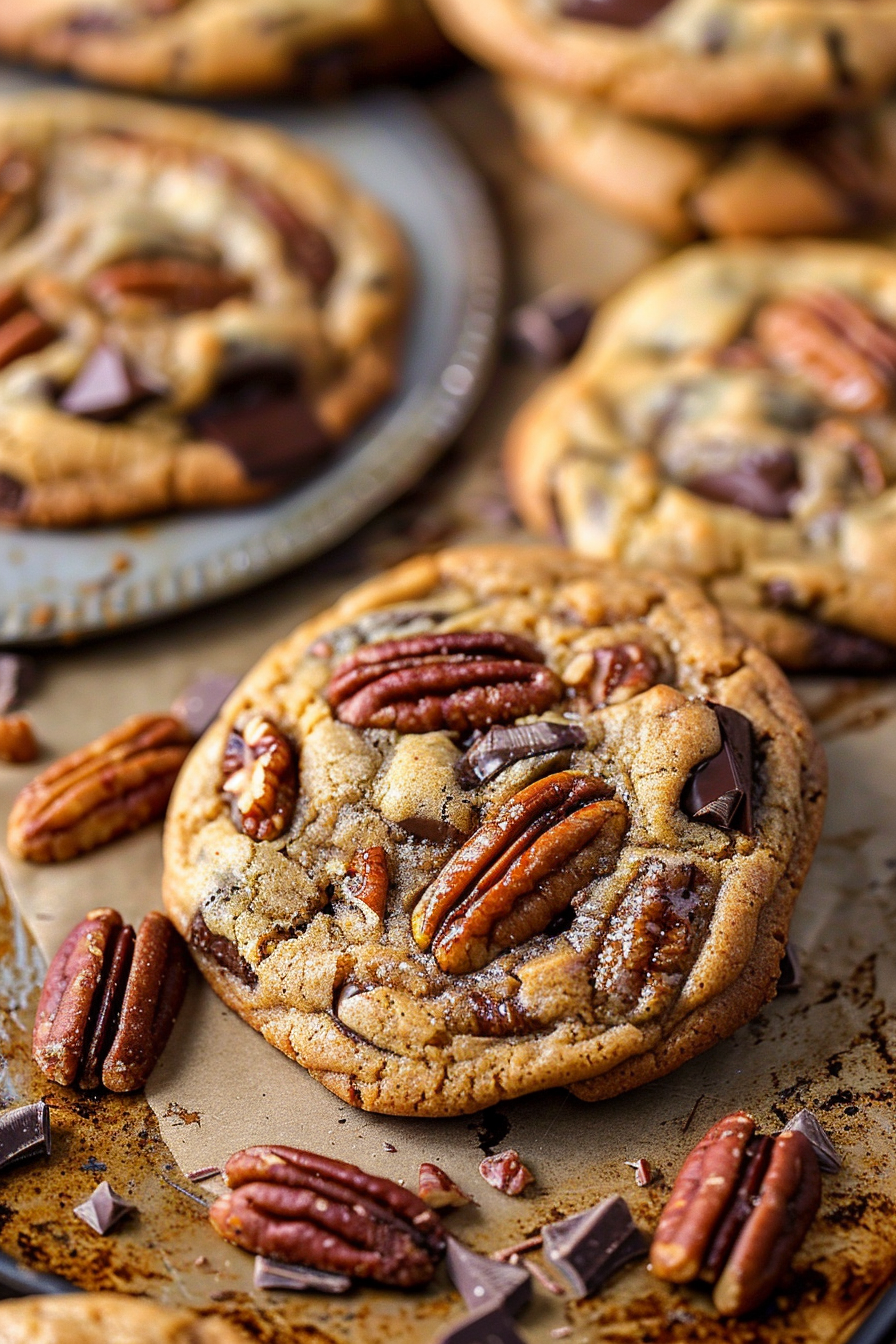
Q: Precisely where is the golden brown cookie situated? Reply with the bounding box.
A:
[427,0,896,130]
[163,544,825,1117]
[0,1293,250,1344]
[0,91,408,529]
[506,242,896,672]
[0,0,448,97]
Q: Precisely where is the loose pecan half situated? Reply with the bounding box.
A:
[650,1112,821,1316]
[412,771,628,974]
[88,258,250,314]
[588,643,659,707]
[7,713,191,862]
[325,632,563,734]
[221,714,297,841]
[33,907,189,1092]
[0,712,38,763]
[209,1146,445,1287]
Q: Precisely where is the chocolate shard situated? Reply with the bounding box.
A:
[170,672,240,739]
[445,1236,532,1317]
[778,942,802,993]
[688,449,799,520]
[460,721,587,787]
[73,1180,137,1234]
[782,1109,842,1173]
[254,1255,352,1293]
[559,0,673,24]
[0,653,38,716]
[0,1101,51,1173]
[507,288,594,367]
[680,702,753,834]
[435,1305,527,1344]
[542,1195,646,1299]
[58,344,157,421]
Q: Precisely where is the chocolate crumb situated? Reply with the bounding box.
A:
[383,1142,397,1153]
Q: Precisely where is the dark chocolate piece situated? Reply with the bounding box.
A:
[680,702,753,834]
[559,0,672,24]
[0,1101,51,1173]
[0,471,24,514]
[542,1195,646,1299]
[254,1255,352,1293]
[688,449,799,519]
[0,653,37,716]
[58,344,156,421]
[782,1109,842,1173]
[460,721,586,786]
[507,289,594,366]
[445,1236,532,1317]
[73,1180,137,1234]
[189,909,258,987]
[435,1305,527,1344]
[170,672,240,739]
[778,942,802,993]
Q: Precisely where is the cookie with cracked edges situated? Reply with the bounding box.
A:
[0,91,409,529]
[163,544,825,1117]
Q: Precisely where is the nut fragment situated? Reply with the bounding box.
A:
[33,906,189,1093]
[478,1151,533,1197]
[418,1163,473,1209]
[412,770,628,974]
[0,712,37,763]
[588,643,658,707]
[221,714,297,841]
[7,713,191,862]
[345,847,389,923]
[0,293,55,372]
[88,257,250,314]
[209,1146,446,1287]
[326,632,563,734]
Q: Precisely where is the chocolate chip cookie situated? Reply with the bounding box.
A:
[506,242,896,672]
[0,92,408,529]
[163,545,825,1117]
[505,82,896,241]
[0,0,447,97]
[427,0,896,131]
[0,1294,250,1343]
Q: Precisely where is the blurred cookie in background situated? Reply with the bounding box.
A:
[0,1293,251,1343]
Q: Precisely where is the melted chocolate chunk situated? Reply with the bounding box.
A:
[73,1181,137,1235]
[189,910,257,987]
[445,1237,532,1316]
[782,1109,842,1173]
[680,703,753,834]
[435,1305,527,1344]
[460,721,586,787]
[0,1101,50,1174]
[0,471,25,515]
[688,449,799,519]
[560,0,672,23]
[254,1255,352,1293]
[58,344,157,421]
[542,1195,646,1298]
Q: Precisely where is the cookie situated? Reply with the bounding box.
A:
[426,0,896,131]
[0,1293,249,1344]
[0,0,448,97]
[505,81,896,241]
[163,544,825,1117]
[0,92,408,529]
[505,241,896,672]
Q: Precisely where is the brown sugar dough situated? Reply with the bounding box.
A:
[0,1294,251,1344]
[163,544,825,1117]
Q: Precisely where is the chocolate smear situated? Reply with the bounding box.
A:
[189,910,258,987]
[171,672,239,739]
[560,0,672,24]
[445,1236,532,1317]
[435,1305,527,1344]
[778,942,802,993]
[254,1255,352,1293]
[460,721,586,787]
[507,288,594,366]
[58,344,157,421]
[0,653,37,715]
[542,1195,646,1298]
[782,1109,842,1173]
[680,702,753,834]
[0,1101,50,1173]
[688,449,799,519]
[73,1181,137,1234]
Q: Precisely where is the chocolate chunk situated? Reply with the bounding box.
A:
[782,1109,842,1173]
[170,672,239,739]
[435,1305,527,1344]
[460,721,586,787]
[542,1195,646,1298]
[507,289,594,366]
[445,1236,532,1317]
[688,449,799,519]
[559,0,672,24]
[73,1180,137,1234]
[0,654,37,715]
[0,1101,50,1173]
[189,910,258,987]
[807,622,896,673]
[58,344,156,421]
[254,1255,352,1293]
[778,942,802,993]
[680,703,753,834]
[0,471,24,514]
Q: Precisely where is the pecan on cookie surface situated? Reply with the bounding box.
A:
[221,714,297,841]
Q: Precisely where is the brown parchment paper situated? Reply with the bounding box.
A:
[1,73,895,1344]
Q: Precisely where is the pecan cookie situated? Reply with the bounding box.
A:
[163,545,825,1117]
[426,0,896,130]
[0,0,447,97]
[505,82,896,241]
[506,242,896,672]
[0,91,408,528]
[0,1293,250,1343]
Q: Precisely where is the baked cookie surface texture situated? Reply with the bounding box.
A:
[507,242,896,671]
[164,545,825,1117]
[0,0,447,96]
[0,1293,250,1344]
[427,0,896,130]
[0,92,408,528]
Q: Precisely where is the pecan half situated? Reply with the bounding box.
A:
[325,632,563,734]
[588,643,659,707]
[7,713,191,862]
[345,846,389,923]
[209,1146,445,1287]
[88,258,250,314]
[412,771,628,974]
[650,1113,821,1316]
[33,907,189,1093]
[478,1150,534,1197]
[0,286,55,372]
[221,714,296,841]
[0,712,38,763]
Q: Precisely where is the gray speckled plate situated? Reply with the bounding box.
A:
[0,86,502,643]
